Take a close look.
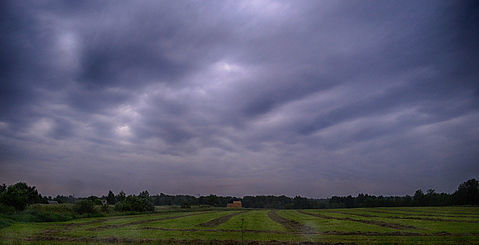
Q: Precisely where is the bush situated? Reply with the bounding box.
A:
[0,216,14,229]
[1,203,105,224]
[0,203,15,214]
[101,204,109,212]
[29,209,74,222]
[73,200,95,214]
[25,204,76,222]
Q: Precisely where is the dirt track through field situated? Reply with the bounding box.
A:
[298,210,418,230]
[326,210,479,223]
[268,210,315,233]
[198,211,248,227]
[87,212,209,231]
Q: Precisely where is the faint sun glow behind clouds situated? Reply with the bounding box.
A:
[0,0,478,197]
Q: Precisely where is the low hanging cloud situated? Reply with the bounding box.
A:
[1,0,478,197]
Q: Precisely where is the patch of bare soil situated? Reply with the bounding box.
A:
[198,211,249,227]
[268,210,315,233]
[297,210,417,230]
[88,212,209,231]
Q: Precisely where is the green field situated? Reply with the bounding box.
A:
[1,206,478,244]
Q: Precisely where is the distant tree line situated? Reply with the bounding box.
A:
[1,179,478,212]
[325,179,479,209]
[105,192,233,209]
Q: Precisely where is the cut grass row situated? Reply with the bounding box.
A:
[298,210,479,234]
[326,209,479,223]
[1,207,478,244]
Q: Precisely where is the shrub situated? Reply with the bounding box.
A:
[29,209,74,222]
[101,204,109,212]
[26,204,76,222]
[0,203,15,214]
[0,216,14,229]
[73,200,95,214]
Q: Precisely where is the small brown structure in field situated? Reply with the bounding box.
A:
[227,200,242,208]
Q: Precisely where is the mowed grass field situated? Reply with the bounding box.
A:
[1,206,478,244]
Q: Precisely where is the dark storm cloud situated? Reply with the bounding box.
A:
[0,0,478,197]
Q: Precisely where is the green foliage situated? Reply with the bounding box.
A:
[152,193,198,206]
[0,184,6,194]
[86,196,103,205]
[454,178,479,205]
[0,203,15,214]
[180,202,191,208]
[73,200,96,214]
[116,191,126,202]
[25,204,77,221]
[0,216,15,229]
[53,195,76,204]
[139,190,150,199]
[101,203,109,212]
[0,182,43,210]
[114,195,154,212]
[0,204,79,224]
[2,207,479,244]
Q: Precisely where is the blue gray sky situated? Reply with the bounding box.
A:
[1,0,478,197]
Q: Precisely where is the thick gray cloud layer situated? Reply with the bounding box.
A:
[1,0,478,197]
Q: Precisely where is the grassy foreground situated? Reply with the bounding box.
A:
[1,206,478,244]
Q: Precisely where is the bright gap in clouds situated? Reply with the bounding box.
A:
[0,1,477,197]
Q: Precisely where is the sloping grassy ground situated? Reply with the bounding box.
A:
[1,206,478,244]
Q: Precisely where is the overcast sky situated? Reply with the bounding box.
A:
[1,0,478,198]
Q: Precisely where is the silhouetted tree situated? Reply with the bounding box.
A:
[114,194,154,212]
[117,191,126,202]
[0,184,6,194]
[54,195,76,204]
[107,191,116,205]
[413,189,425,205]
[453,179,479,205]
[139,190,150,199]
[0,182,43,210]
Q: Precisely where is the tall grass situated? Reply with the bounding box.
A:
[0,203,110,229]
